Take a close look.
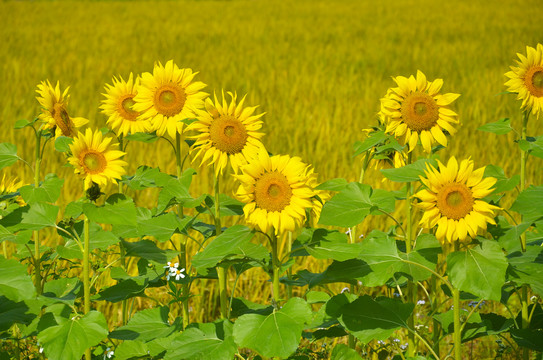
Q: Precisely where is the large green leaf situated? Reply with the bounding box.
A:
[446,240,508,301]
[192,225,265,274]
[94,277,151,303]
[483,165,519,195]
[233,297,312,358]
[164,320,237,360]
[110,306,181,342]
[19,174,64,204]
[0,256,35,302]
[122,165,171,190]
[511,185,543,223]
[336,295,414,343]
[380,158,438,183]
[113,340,149,360]
[37,311,108,360]
[507,245,543,297]
[330,343,363,360]
[316,178,349,192]
[0,296,38,332]
[56,222,120,259]
[357,231,404,286]
[319,183,394,227]
[294,228,362,261]
[122,239,178,263]
[206,194,245,217]
[477,118,512,135]
[353,130,387,157]
[138,212,185,242]
[157,169,197,212]
[518,135,543,159]
[83,194,137,226]
[0,143,18,170]
[20,203,59,230]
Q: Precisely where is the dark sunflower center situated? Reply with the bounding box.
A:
[154,84,186,117]
[209,115,248,154]
[401,92,439,132]
[254,172,292,212]
[120,95,139,121]
[436,183,474,220]
[81,151,107,174]
[525,66,543,97]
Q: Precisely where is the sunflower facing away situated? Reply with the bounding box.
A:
[101,73,150,136]
[36,80,88,138]
[133,60,208,138]
[380,71,460,153]
[505,43,543,118]
[188,91,266,175]
[413,157,500,245]
[235,151,316,235]
[68,129,127,189]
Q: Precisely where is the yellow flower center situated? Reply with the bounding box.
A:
[119,95,139,121]
[81,150,107,174]
[401,92,439,132]
[154,84,186,117]
[254,172,292,212]
[52,103,75,137]
[525,66,543,97]
[208,115,248,154]
[436,183,474,220]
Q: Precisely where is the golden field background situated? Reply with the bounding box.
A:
[1,0,543,356]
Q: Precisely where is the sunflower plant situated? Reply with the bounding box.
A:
[0,55,542,360]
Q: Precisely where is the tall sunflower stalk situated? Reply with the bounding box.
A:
[213,170,229,319]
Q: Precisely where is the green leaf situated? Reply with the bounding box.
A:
[483,165,519,194]
[122,166,172,190]
[519,135,543,159]
[230,297,273,318]
[0,296,38,331]
[295,228,361,262]
[164,320,237,360]
[357,231,403,286]
[353,130,387,157]
[508,246,543,297]
[124,132,160,143]
[54,136,73,153]
[446,240,508,301]
[0,143,18,170]
[336,295,414,343]
[114,340,149,360]
[319,183,394,227]
[233,297,312,358]
[381,158,438,183]
[511,185,543,223]
[37,311,108,360]
[110,306,181,341]
[207,194,244,217]
[157,169,198,212]
[306,291,331,304]
[41,277,82,306]
[138,212,184,242]
[477,118,512,135]
[83,194,137,226]
[20,203,59,230]
[510,329,543,351]
[330,343,363,360]
[19,174,64,204]
[123,239,178,263]
[94,277,150,303]
[316,178,349,192]
[192,225,264,274]
[14,118,37,129]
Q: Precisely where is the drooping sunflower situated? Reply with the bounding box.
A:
[68,129,127,189]
[505,43,543,118]
[36,80,89,138]
[380,70,460,153]
[235,151,316,235]
[413,157,500,244]
[133,60,208,138]
[187,91,266,175]
[101,73,150,136]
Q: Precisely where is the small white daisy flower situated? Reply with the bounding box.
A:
[173,268,186,281]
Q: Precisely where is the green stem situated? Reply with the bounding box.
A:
[453,242,461,360]
[83,213,91,360]
[405,152,415,356]
[431,274,441,358]
[33,131,42,295]
[117,135,129,325]
[286,232,293,299]
[270,232,281,305]
[174,133,190,329]
[214,173,228,319]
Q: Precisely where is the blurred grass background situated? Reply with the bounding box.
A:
[1,0,542,357]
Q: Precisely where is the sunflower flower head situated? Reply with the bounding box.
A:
[132,60,208,138]
[380,70,460,153]
[413,157,500,245]
[101,73,150,136]
[505,43,543,118]
[36,80,89,138]
[235,151,316,236]
[188,91,266,175]
[68,129,127,189]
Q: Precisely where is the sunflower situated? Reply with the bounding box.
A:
[132,60,208,138]
[413,157,500,244]
[0,175,24,206]
[101,73,150,136]
[505,43,543,118]
[68,129,127,189]
[380,70,460,153]
[235,151,316,235]
[187,91,266,175]
[36,80,88,138]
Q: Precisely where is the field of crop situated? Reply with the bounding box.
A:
[1,0,543,359]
